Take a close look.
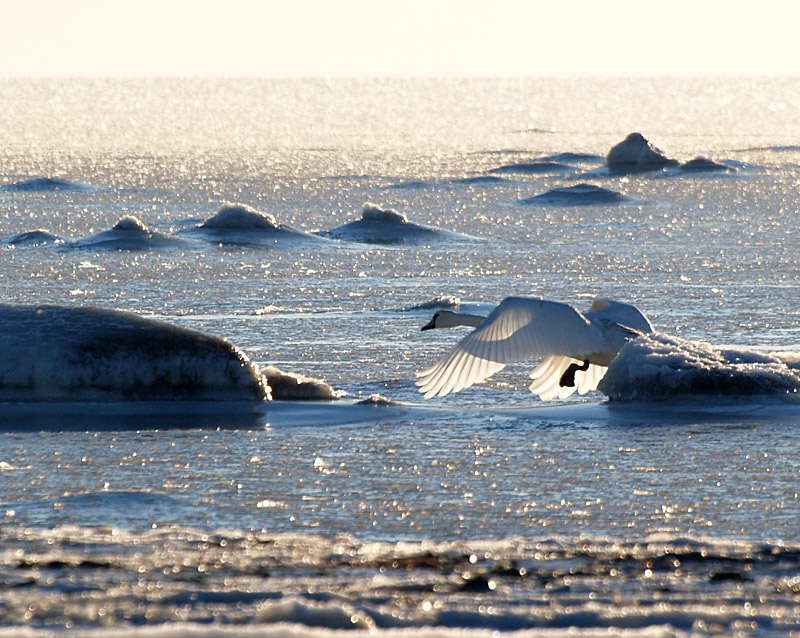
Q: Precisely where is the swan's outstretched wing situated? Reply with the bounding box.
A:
[575,361,607,395]
[415,297,608,398]
[528,356,581,400]
[527,356,607,400]
[586,299,653,333]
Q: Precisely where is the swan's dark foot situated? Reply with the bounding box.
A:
[559,360,590,387]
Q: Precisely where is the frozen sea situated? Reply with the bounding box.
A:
[2,78,800,637]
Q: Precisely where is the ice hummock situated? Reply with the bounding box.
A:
[199,203,280,229]
[677,156,737,173]
[600,331,800,400]
[66,215,186,251]
[513,183,630,206]
[360,201,408,223]
[605,132,678,173]
[489,160,576,175]
[1,229,62,247]
[176,203,325,246]
[603,134,735,176]
[320,202,476,245]
[0,177,104,192]
[0,304,270,402]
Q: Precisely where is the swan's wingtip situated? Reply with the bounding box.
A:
[418,384,443,399]
[414,363,441,379]
[415,375,449,399]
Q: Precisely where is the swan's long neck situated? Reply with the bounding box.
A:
[423,310,486,330]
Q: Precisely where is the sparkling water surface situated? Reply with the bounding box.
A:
[1,78,800,636]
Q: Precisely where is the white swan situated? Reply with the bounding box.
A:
[416,298,653,400]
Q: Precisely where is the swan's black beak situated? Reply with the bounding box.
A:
[421,317,436,331]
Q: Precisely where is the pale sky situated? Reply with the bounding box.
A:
[2,0,799,77]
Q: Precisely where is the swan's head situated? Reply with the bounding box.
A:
[421,310,485,331]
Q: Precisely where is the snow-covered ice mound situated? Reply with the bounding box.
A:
[320,202,477,245]
[199,204,280,229]
[66,216,186,251]
[0,304,270,402]
[537,152,605,163]
[176,203,327,247]
[2,229,62,247]
[451,175,518,186]
[605,133,678,173]
[513,183,631,206]
[489,161,576,175]
[677,156,737,173]
[600,332,800,401]
[0,177,104,192]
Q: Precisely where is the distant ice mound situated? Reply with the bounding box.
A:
[513,183,630,206]
[177,203,325,246]
[200,203,279,229]
[489,161,575,175]
[261,365,344,401]
[382,179,434,190]
[113,216,150,231]
[2,229,62,247]
[600,332,800,401]
[0,177,103,192]
[677,156,737,173]
[0,304,270,402]
[362,203,408,223]
[66,216,186,252]
[320,203,476,245]
[537,152,605,163]
[606,133,678,173]
[451,175,517,186]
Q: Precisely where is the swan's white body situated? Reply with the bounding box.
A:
[416,297,653,400]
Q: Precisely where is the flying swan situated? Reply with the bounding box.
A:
[415,297,653,400]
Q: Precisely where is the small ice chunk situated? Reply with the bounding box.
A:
[260,365,344,400]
